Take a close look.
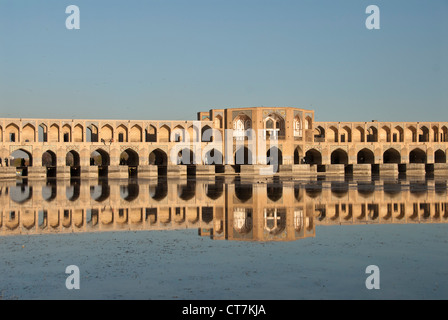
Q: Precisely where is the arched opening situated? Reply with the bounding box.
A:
[419,126,429,142]
[120,148,139,178]
[87,125,98,142]
[267,147,283,170]
[331,149,348,165]
[233,114,251,141]
[177,148,194,165]
[435,150,446,163]
[146,125,157,142]
[367,126,378,142]
[294,146,303,164]
[149,149,168,176]
[90,149,110,178]
[293,115,302,139]
[201,125,213,142]
[234,147,252,165]
[383,149,401,164]
[22,124,36,142]
[357,148,375,164]
[66,150,81,177]
[304,149,322,165]
[10,149,32,177]
[264,113,285,139]
[313,126,325,142]
[409,148,427,163]
[214,115,223,128]
[204,148,223,165]
[130,125,142,142]
[341,126,351,143]
[42,150,57,178]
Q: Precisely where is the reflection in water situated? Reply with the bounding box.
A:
[1,176,448,241]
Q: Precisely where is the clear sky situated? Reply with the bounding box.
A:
[0,0,447,122]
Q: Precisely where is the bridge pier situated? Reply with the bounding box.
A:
[406,163,426,176]
[196,165,215,175]
[325,164,345,175]
[108,166,128,179]
[0,167,17,180]
[28,167,47,180]
[352,164,371,176]
[56,166,71,179]
[138,165,158,178]
[378,164,398,176]
[434,163,448,175]
[167,164,187,176]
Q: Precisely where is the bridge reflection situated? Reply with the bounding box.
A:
[1,177,447,241]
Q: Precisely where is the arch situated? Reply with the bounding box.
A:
[367,126,378,142]
[267,147,283,167]
[201,125,213,142]
[172,125,186,142]
[100,124,113,142]
[435,149,446,163]
[120,148,139,167]
[62,124,71,142]
[204,148,223,165]
[419,126,429,142]
[87,125,98,142]
[340,126,351,143]
[305,149,322,165]
[22,123,36,142]
[432,126,439,142]
[66,150,80,167]
[49,124,59,142]
[383,148,401,164]
[233,114,251,140]
[293,115,302,138]
[214,114,223,128]
[331,148,348,164]
[305,116,312,130]
[42,150,57,167]
[328,126,338,143]
[313,125,325,142]
[73,124,84,142]
[38,124,48,142]
[10,149,32,166]
[90,149,110,166]
[146,124,157,142]
[393,125,404,142]
[116,124,128,142]
[130,124,142,142]
[159,125,170,142]
[380,126,391,143]
[406,125,417,142]
[5,123,19,142]
[357,148,375,164]
[234,146,252,165]
[294,146,303,164]
[441,126,448,142]
[187,125,200,142]
[264,113,285,138]
[409,148,427,163]
[353,126,365,143]
[149,149,168,166]
[177,148,194,165]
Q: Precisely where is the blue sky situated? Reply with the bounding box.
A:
[0,0,447,122]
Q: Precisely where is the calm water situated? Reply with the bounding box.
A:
[0,175,447,299]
